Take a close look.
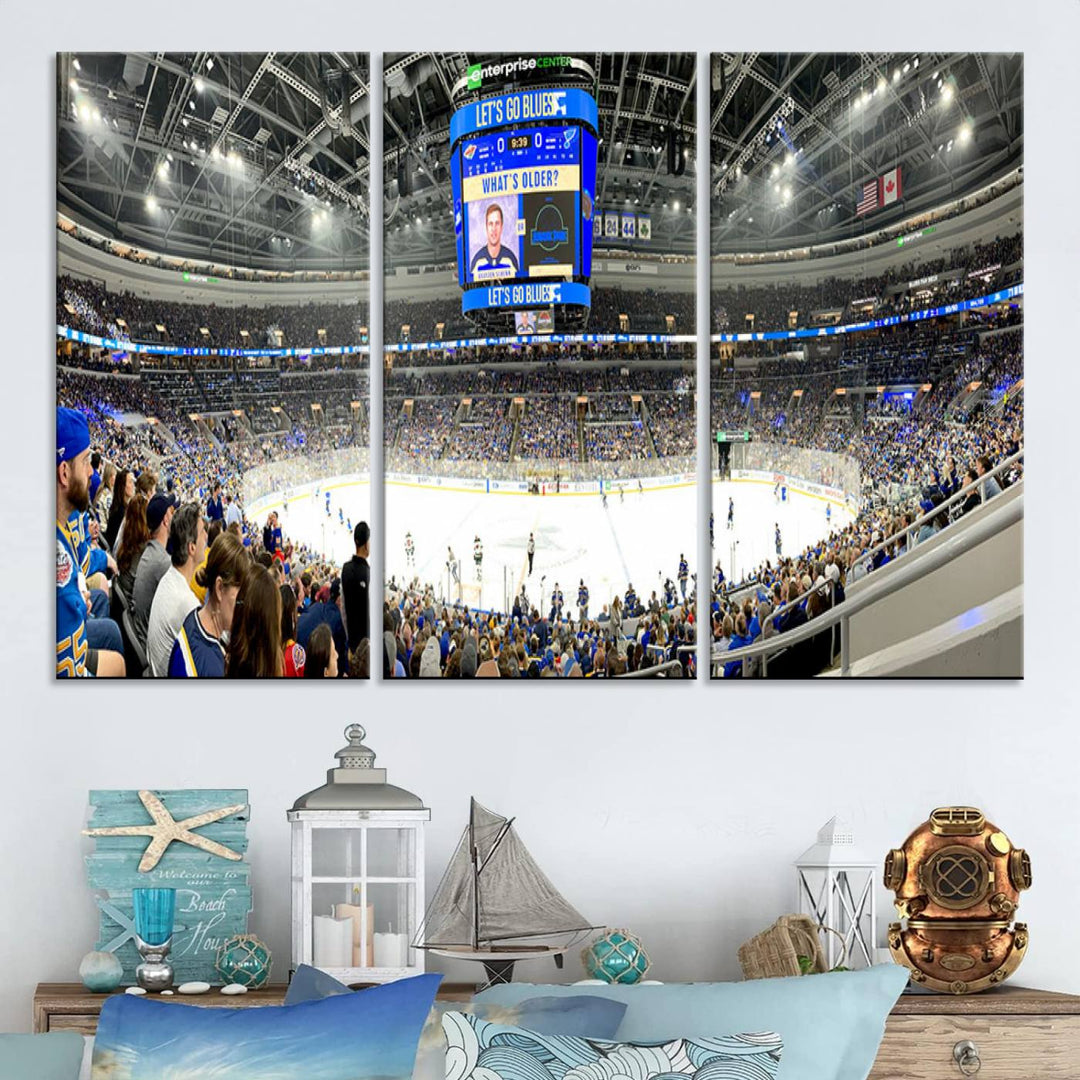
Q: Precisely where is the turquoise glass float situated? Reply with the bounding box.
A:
[215,934,273,989]
[79,950,124,993]
[581,929,651,984]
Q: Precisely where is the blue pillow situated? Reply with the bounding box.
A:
[92,972,441,1079]
[284,965,627,1080]
[0,1033,84,1080]
[441,1011,783,1080]
[476,964,910,1080]
[283,962,353,1004]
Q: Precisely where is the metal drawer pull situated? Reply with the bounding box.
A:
[953,1040,981,1075]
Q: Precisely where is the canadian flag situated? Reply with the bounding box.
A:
[881,165,902,206]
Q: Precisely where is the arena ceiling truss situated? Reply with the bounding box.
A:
[383,52,699,268]
[57,52,370,271]
[709,52,1023,252]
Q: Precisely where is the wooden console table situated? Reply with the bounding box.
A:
[32,981,476,1036]
[868,985,1080,1079]
[33,981,1080,1077]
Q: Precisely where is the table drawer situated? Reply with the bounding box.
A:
[868,1014,1080,1079]
[47,1014,99,1036]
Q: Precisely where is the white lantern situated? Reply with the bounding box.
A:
[795,817,877,970]
[288,725,429,984]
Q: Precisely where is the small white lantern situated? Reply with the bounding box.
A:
[288,725,429,984]
[795,817,877,970]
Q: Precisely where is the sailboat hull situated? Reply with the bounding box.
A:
[428,945,569,963]
[428,945,569,987]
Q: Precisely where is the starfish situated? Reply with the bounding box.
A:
[84,790,247,872]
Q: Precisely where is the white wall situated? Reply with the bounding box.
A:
[6,0,1080,1038]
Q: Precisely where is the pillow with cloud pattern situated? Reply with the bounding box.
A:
[441,1010,783,1080]
[91,973,441,1080]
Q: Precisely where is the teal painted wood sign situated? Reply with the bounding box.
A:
[83,789,252,986]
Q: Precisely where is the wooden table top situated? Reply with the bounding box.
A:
[34,981,476,1010]
[36,981,1080,1013]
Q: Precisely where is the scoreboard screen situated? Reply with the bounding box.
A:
[457,126,582,285]
[450,86,599,327]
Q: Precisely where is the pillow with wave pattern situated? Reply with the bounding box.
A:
[441,1010,783,1080]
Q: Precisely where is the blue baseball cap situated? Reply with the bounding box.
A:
[56,407,90,464]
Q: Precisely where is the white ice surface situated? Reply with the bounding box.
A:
[247,475,852,610]
[385,479,696,614]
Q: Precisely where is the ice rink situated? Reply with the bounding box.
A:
[248,476,370,568]
[385,479,697,614]
[710,478,855,586]
[247,473,853,612]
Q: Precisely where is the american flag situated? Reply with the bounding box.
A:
[856,178,879,216]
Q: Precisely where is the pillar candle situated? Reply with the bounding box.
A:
[313,916,352,968]
[333,903,375,967]
[374,932,408,968]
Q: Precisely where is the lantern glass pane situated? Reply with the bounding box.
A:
[368,881,416,966]
[311,827,365,878]
[368,827,415,878]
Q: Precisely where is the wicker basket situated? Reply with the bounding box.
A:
[738,914,845,980]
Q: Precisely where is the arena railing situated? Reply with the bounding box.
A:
[710,488,1023,679]
[616,659,686,678]
[850,449,1024,573]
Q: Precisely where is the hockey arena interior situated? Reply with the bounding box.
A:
[54,51,1022,680]
[56,53,372,678]
[381,53,698,679]
[708,53,1022,678]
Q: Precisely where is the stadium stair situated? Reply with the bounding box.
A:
[641,401,660,459]
[508,409,521,459]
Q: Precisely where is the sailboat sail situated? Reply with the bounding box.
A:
[417,799,593,948]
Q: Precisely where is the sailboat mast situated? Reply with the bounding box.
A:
[469,797,480,950]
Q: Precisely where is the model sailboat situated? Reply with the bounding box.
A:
[415,798,598,985]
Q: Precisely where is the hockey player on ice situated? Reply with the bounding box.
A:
[527,532,535,576]
[727,497,734,529]
[473,535,483,581]
[775,522,782,559]
[678,554,689,601]
[405,531,415,568]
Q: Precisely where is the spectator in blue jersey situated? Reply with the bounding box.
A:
[146,502,207,676]
[56,407,124,677]
[207,482,224,525]
[297,579,347,677]
[168,531,248,677]
[470,203,519,278]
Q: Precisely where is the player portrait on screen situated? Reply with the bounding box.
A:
[469,199,520,280]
